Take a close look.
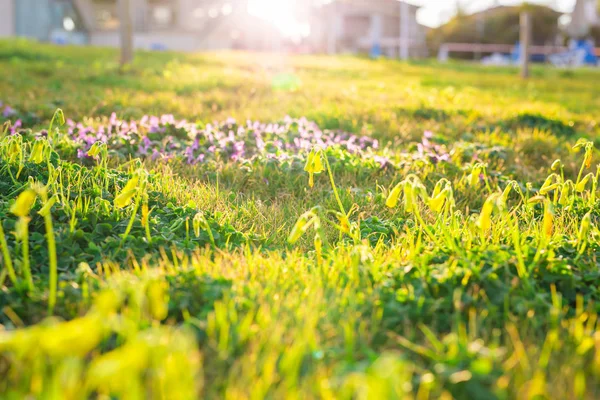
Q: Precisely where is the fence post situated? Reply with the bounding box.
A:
[520,11,531,78]
[118,0,134,66]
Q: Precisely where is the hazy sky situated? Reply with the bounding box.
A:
[413,0,577,27]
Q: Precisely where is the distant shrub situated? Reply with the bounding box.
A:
[428,5,562,57]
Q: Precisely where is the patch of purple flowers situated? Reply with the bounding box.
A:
[0,101,22,134]
[2,105,16,119]
[67,114,380,165]
[416,131,450,164]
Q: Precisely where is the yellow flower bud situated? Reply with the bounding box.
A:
[87,142,103,157]
[10,189,37,217]
[543,200,554,239]
[428,191,446,213]
[478,195,496,233]
[304,149,324,188]
[147,279,169,321]
[114,176,140,208]
[385,183,403,208]
[575,173,593,193]
[584,150,592,169]
[141,204,150,228]
[288,212,313,244]
[7,139,21,163]
[578,212,592,244]
[403,184,414,214]
[559,184,571,206]
[38,195,58,217]
[551,159,563,171]
[29,140,46,164]
[469,165,481,187]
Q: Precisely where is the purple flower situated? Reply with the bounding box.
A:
[61,113,392,168]
[2,105,16,118]
[9,119,22,134]
[77,149,88,159]
[138,136,152,155]
[373,155,391,168]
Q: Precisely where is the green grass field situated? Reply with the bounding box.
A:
[1,38,600,399]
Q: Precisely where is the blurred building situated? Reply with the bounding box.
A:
[0,0,88,44]
[311,0,428,58]
[0,0,283,51]
[567,0,599,38]
[0,0,428,57]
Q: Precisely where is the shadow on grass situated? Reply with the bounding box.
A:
[395,107,471,122]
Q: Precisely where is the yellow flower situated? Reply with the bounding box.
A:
[29,140,46,164]
[192,212,208,237]
[578,212,592,244]
[469,165,482,187]
[304,149,324,188]
[551,159,563,171]
[575,173,593,193]
[478,194,500,233]
[7,138,21,163]
[559,183,571,206]
[338,213,351,234]
[288,211,314,244]
[543,200,554,239]
[403,184,415,214]
[114,176,140,208]
[539,174,560,195]
[147,279,169,321]
[386,183,403,208]
[141,203,150,228]
[10,189,37,217]
[428,191,446,213]
[314,233,323,256]
[41,315,104,358]
[38,195,58,217]
[584,150,592,169]
[87,142,103,157]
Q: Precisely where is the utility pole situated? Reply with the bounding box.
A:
[118,0,134,66]
[520,11,531,78]
[400,1,409,59]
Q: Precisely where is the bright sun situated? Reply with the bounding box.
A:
[247,0,310,40]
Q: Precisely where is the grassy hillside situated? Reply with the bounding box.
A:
[1,39,600,399]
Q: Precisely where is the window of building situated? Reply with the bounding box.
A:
[342,15,370,39]
[92,0,119,30]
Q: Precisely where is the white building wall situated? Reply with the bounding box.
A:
[0,0,15,37]
[370,13,382,44]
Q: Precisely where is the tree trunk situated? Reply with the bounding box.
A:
[118,0,134,66]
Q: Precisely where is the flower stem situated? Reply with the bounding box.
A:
[19,218,33,293]
[322,150,346,216]
[43,209,58,315]
[0,219,17,285]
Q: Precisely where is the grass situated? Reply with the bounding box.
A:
[1,39,600,399]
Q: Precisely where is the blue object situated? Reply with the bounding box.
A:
[512,41,553,63]
[370,43,381,59]
[511,42,520,62]
[52,37,67,45]
[150,43,168,51]
[576,40,598,65]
